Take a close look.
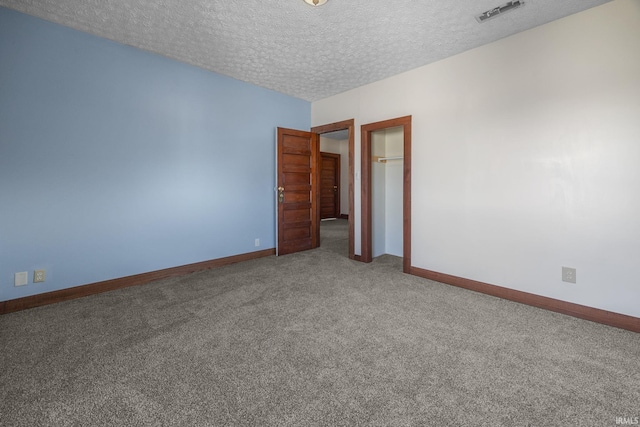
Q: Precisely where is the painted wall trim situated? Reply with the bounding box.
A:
[410,267,640,333]
[0,249,275,315]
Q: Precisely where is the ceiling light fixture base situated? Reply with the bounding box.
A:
[303,0,328,6]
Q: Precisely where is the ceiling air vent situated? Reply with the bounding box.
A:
[476,0,525,23]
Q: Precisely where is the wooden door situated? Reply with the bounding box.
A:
[277,128,319,255]
[320,152,340,219]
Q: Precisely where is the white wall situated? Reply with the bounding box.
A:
[372,131,386,257]
[312,0,640,317]
[372,127,404,258]
[319,136,349,215]
[384,127,404,257]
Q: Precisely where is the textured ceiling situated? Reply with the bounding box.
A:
[0,0,612,101]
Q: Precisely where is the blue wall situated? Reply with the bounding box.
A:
[0,7,310,301]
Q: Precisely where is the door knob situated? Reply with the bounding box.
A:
[278,186,285,203]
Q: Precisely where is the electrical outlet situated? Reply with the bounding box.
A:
[34,269,46,283]
[562,267,576,283]
[14,272,28,287]
[255,238,260,247]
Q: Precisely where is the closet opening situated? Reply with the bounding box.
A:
[371,126,404,259]
[361,116,412,273]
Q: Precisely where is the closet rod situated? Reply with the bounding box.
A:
[373,156,403,163]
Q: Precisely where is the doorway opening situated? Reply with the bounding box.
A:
[311,119,355,260]
[361,116,412,273]
[319,151,341,220]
